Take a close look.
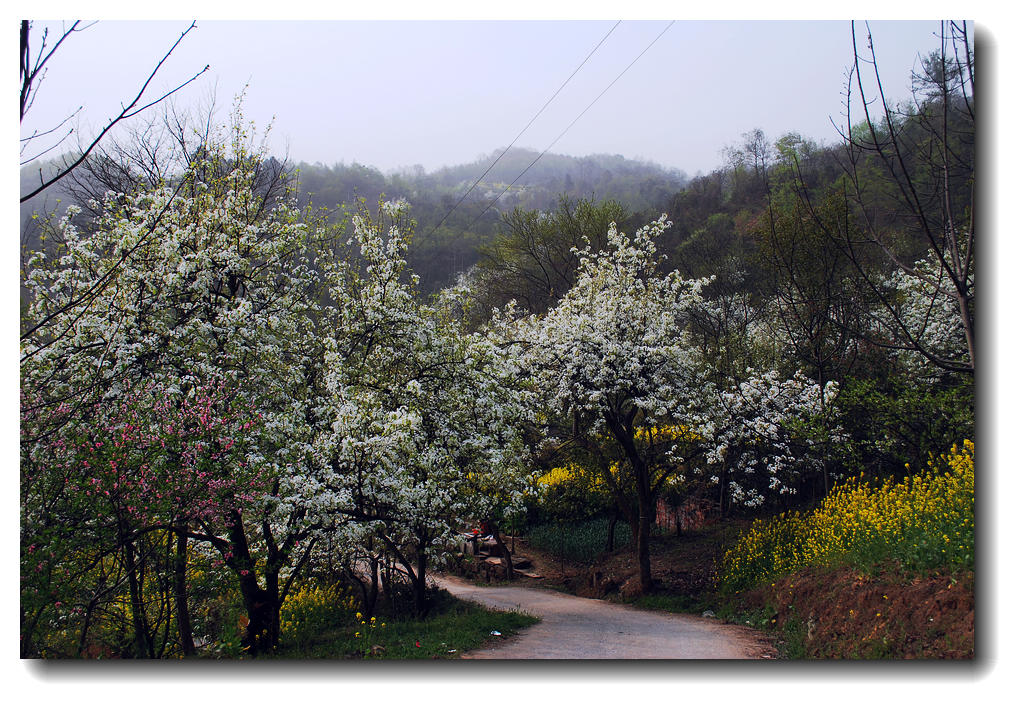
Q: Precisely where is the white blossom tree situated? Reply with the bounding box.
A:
[881,245,973,379]
[312,202,532,616]
[695,370,839,512]
[497,216,711,592]
[21,113,332,654]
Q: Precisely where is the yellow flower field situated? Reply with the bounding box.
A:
[720,440,974,591]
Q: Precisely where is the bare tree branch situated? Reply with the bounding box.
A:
[20,20,208,203]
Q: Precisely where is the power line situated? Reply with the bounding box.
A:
[471,21,676,225]
[424,20,621,242]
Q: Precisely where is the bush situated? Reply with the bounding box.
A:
[720,440,974,592]
[279,583,361,648]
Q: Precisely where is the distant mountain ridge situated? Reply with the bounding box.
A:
[418,146,687,191]
[20,147,689,295]
[297,146,687,219]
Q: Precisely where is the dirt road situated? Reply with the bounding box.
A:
[435,576,773,660]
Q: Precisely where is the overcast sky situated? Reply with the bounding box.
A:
[21,17,957,177]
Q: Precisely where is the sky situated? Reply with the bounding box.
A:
[20,17,956,178]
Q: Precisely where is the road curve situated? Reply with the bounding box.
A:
[435,575,772,660]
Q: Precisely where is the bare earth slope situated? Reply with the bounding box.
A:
[435,575,773,660]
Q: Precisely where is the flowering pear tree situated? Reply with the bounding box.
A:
[311,202,532,616]
[20,114,334,654]
[497,216,711,592]
[883,247,973,378]
[694,370,839,512]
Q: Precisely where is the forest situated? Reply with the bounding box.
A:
[19,21,973,659]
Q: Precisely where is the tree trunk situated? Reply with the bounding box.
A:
[602,410,654,595]
[366,556,380,617]
[957,287,975,373]
[636,514,652,592]
[76,597,99,658]
[122,533,153,658]
[412,550,429,618]
[266,569,281,649]
[237,571,277,655]
[634,458,654,593]
[22,605,46,658]
[605,511,619,553]
[350,554,380,618]
[225,511,280,655]
[173,529,196,656]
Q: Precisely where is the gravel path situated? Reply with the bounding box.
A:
[435,575,773,660]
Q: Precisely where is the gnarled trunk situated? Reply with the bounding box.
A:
[224,510,282,655]
[237,571,277,655]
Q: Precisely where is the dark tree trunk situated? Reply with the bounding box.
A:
[636,512,653,592]
[224,511,281,655]
[173,529,196,656]
[412,550,429,618]
[365,556,380,617]
[122,533,154,658]
[22,605,45,658]
[605,510,619,553]
[77,596,99,658]
[237,572,276,655]
[348,553,380,618]
[602,409,655,595]
[265,569,281,649]
[632,458,654,593]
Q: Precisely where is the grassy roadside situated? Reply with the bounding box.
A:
[274,588,538,659]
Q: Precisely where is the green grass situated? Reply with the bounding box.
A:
[274,589,537,659]
[629,593,705,615]
[526,517,632,563]
[778,615,810,659]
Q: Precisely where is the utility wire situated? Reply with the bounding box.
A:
[470,20,675,226]
[424,20,622,242]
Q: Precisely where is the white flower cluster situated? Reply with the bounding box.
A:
[695,369,838,506]
[885,248,973,376]
[310,200,532,575]
[498,215,711,438]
